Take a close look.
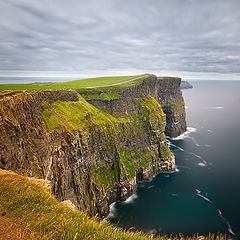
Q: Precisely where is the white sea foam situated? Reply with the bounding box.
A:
[105,194,138,220]
[204,144,211,147]
[169,143,184,151]
[171,133,186,140]
[195,158,213,167]
[105,202,116,220]
[195,189,236,236]
[175,167,180,172]
[123,193,138,204]
[207,106,224,109]
[197,193,213,203]
[164,174,171,178]
[207,130,213,133]
[195,189,213,203]
[171,127,197,140]
[198,162,207,167]
[177,165,191,170]
[188,136,200,147]
[187,127,197,132]
[195,188,201,194]
[197,160,212,167]
[218,209,236,236]
[189,152,202,159]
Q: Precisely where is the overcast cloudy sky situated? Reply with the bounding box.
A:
[0,0,240,80]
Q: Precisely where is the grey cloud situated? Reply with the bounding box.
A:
[0,0,240,77]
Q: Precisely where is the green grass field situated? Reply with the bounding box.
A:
[0,75,141,91]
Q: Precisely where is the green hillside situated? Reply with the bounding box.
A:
[0,75,141,91]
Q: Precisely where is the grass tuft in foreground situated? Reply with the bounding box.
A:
[0,169,230,240]
[0,169,154,240]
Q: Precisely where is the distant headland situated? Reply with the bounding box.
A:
[180,80,193,89]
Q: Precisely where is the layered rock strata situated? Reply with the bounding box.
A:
[0,75,186,217]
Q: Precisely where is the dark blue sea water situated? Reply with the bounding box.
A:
[108,81,240,237]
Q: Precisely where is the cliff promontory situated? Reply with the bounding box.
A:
[180,80,193,89]
[0,75,186,217]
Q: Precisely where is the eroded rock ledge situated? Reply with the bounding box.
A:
[0,75,186,217]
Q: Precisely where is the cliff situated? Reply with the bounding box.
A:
[0,75,186,217]
[180,80,193,89]
[80,75,186,138]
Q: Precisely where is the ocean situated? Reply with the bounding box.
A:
[107,80,240,237]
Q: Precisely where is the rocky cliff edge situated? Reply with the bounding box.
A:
[0,75,186,217]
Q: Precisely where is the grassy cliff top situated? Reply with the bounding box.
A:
[0,169,159,240]
[0,75,149,91]
[0,169,229,240]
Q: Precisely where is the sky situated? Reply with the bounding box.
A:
[0,0,240,80]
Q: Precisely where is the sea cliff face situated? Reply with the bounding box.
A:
[82,76,186,138]
[0,75,186,217]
